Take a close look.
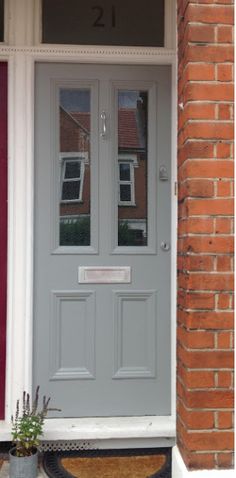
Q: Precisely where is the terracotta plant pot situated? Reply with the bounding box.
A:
[9,447,38,478]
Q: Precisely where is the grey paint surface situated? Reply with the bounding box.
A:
[34,64,172,417]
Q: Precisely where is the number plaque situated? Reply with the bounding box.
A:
[42,0,164,47]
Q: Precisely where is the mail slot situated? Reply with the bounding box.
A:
[78,266,131,284]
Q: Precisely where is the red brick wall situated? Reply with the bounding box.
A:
[177,0,234,470]
[0,62,7,419]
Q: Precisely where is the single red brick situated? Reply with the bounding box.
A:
[217,180,232,197]
[217,371,232,388]
[217,411,233,429]
[184,236,234,254]
[217,25,233,43]
[184,83,234,102]
[217,331,232,349]
[184,311,234,330]
[186,44,234,63]
[187,198,233,215]
[183,179,214,198]
[216,256,232,271]
[215,217,232,234]
[216,142,231,158]
[185,63,215,81]
[185,389,234,409]
[217,293,231,309]
[188,255,214,271]
[187,24,215,43]
[187,430,234,451]
[185,122,234,141]
[217,452,233,468]
[178,346,234,370]
[180,103,216,127]
[187,452,215,470]
[217,63,233,82]
[188,273,234,291]
[185,292,215,309]
[218,104,232,120]
[185,370,215,389]
[179,141,215,162]
[180,160,233,179]
[178,328,215,349]
[186,218,214,234]
[187,4,234,25]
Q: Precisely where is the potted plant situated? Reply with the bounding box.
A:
[10,386,59,478]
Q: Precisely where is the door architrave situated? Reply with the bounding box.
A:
[0,0,177,446]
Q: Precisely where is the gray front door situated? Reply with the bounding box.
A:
[34,63,171,417]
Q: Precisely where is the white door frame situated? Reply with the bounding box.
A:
[0,0,177,446]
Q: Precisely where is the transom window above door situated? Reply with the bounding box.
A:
[42,0,165,47]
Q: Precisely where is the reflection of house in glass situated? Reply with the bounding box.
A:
[59,89,148,246]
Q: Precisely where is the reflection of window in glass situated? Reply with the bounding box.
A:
[60,155,86,202]
[118,160,135,205]
[117,90,148,246]
[59,88,91,247]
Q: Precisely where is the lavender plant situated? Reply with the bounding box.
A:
[11,386,60,457]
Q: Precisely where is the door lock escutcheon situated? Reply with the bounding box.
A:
[159,165,168,181]
[161,241,171,251]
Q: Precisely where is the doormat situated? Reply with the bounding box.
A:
[43,448,171,478]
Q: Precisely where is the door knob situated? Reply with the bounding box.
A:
[161,241,170,251]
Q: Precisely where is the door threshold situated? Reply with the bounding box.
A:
[43,415,176,449]
[0,416,176,448]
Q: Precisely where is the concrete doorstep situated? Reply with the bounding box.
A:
[0,461,48,477]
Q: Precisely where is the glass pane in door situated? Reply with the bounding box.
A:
[59,89,91,246]
[117,90,148,246]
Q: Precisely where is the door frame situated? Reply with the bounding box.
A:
[1,1,177,447]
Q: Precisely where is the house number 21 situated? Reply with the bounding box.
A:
[92,5,116,28]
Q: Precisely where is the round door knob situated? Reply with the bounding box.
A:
[161,241,170,251]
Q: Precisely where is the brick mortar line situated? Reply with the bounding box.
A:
[180,178,234,183]
[179,100,234,105]
[179,343,234,352]
[179,214,233,217]
[178,271,234,274]
[187,21,234,26]
[178,383,234,390]
[177,332,234,337]
[186,3,234,9]
[178,137,234,142]
[181,119,234,124]
[178,230,234,234]
[182,79,234,84]
[188,41,234,46]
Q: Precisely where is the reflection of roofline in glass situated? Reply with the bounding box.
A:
[60,106,90,136]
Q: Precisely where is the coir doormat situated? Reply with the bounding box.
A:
[43,448,171,478]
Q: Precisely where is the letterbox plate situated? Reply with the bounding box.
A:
[78,266,131,284]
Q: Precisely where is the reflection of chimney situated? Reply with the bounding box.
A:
[136,95,147,151]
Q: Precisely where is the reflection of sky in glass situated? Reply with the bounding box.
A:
[60,89,90,112]
[119,91,142,108]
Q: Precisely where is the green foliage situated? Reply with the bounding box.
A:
[11,387,60,457]
[60,216,90,246]
[118,222,146,246]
